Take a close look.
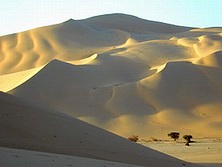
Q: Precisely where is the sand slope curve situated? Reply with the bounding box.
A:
[0,91,197,167]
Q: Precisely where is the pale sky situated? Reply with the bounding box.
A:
[0,0,221,36]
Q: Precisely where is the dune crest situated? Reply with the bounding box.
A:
[0,65,44,92]
[194,34,222,56]
[84,13,192,34]
[68,53,98,65]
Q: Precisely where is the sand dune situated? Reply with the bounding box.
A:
[138,61,222,137]
[9,61,222,138]
[195,50,222,67]
[0,91,195,167]
[0,13,222,166]
[3,14,221,139]
[8,58,153,123]
[0,18,129,75]
[194,34,222,56]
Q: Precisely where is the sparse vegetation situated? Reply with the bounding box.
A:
[183,135,193,146]
[150,137,159,142]
[128,135,139,142]
[168,132,180,141]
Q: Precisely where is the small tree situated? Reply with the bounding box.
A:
[168,132,180,141]
[128,135,139,142]
[183,135,192,146]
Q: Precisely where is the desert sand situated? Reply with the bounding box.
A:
[0,147,146,167]
[0,13,222,166]
[139,138,222,167]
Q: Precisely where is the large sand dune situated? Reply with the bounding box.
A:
[0,13,222,166]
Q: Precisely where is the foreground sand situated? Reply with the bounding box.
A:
[0,147,145,167]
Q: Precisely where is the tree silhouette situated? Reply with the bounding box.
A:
[183,135,193,146]
[168,132,180,141]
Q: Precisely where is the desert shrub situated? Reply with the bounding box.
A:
[183,135,193,146]
[150,137,159,141]
[168,132,180,141]
[128,135,139,142]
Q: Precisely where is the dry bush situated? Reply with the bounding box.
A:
[128,135,139,142]
[150,137,159,141]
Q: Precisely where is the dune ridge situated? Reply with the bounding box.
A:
[84,13,193,34]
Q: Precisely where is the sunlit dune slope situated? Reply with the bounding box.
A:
[0,92,194,167]
[0,14,193,75]
[137,61,222,137]
[195,50,222,67]
[0,18,129,75]
[1,14,222,139]
[8,58,153,121]
[0,66,44,92]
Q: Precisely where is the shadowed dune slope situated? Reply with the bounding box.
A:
[0,91,196,167]
[0,147,146,167]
